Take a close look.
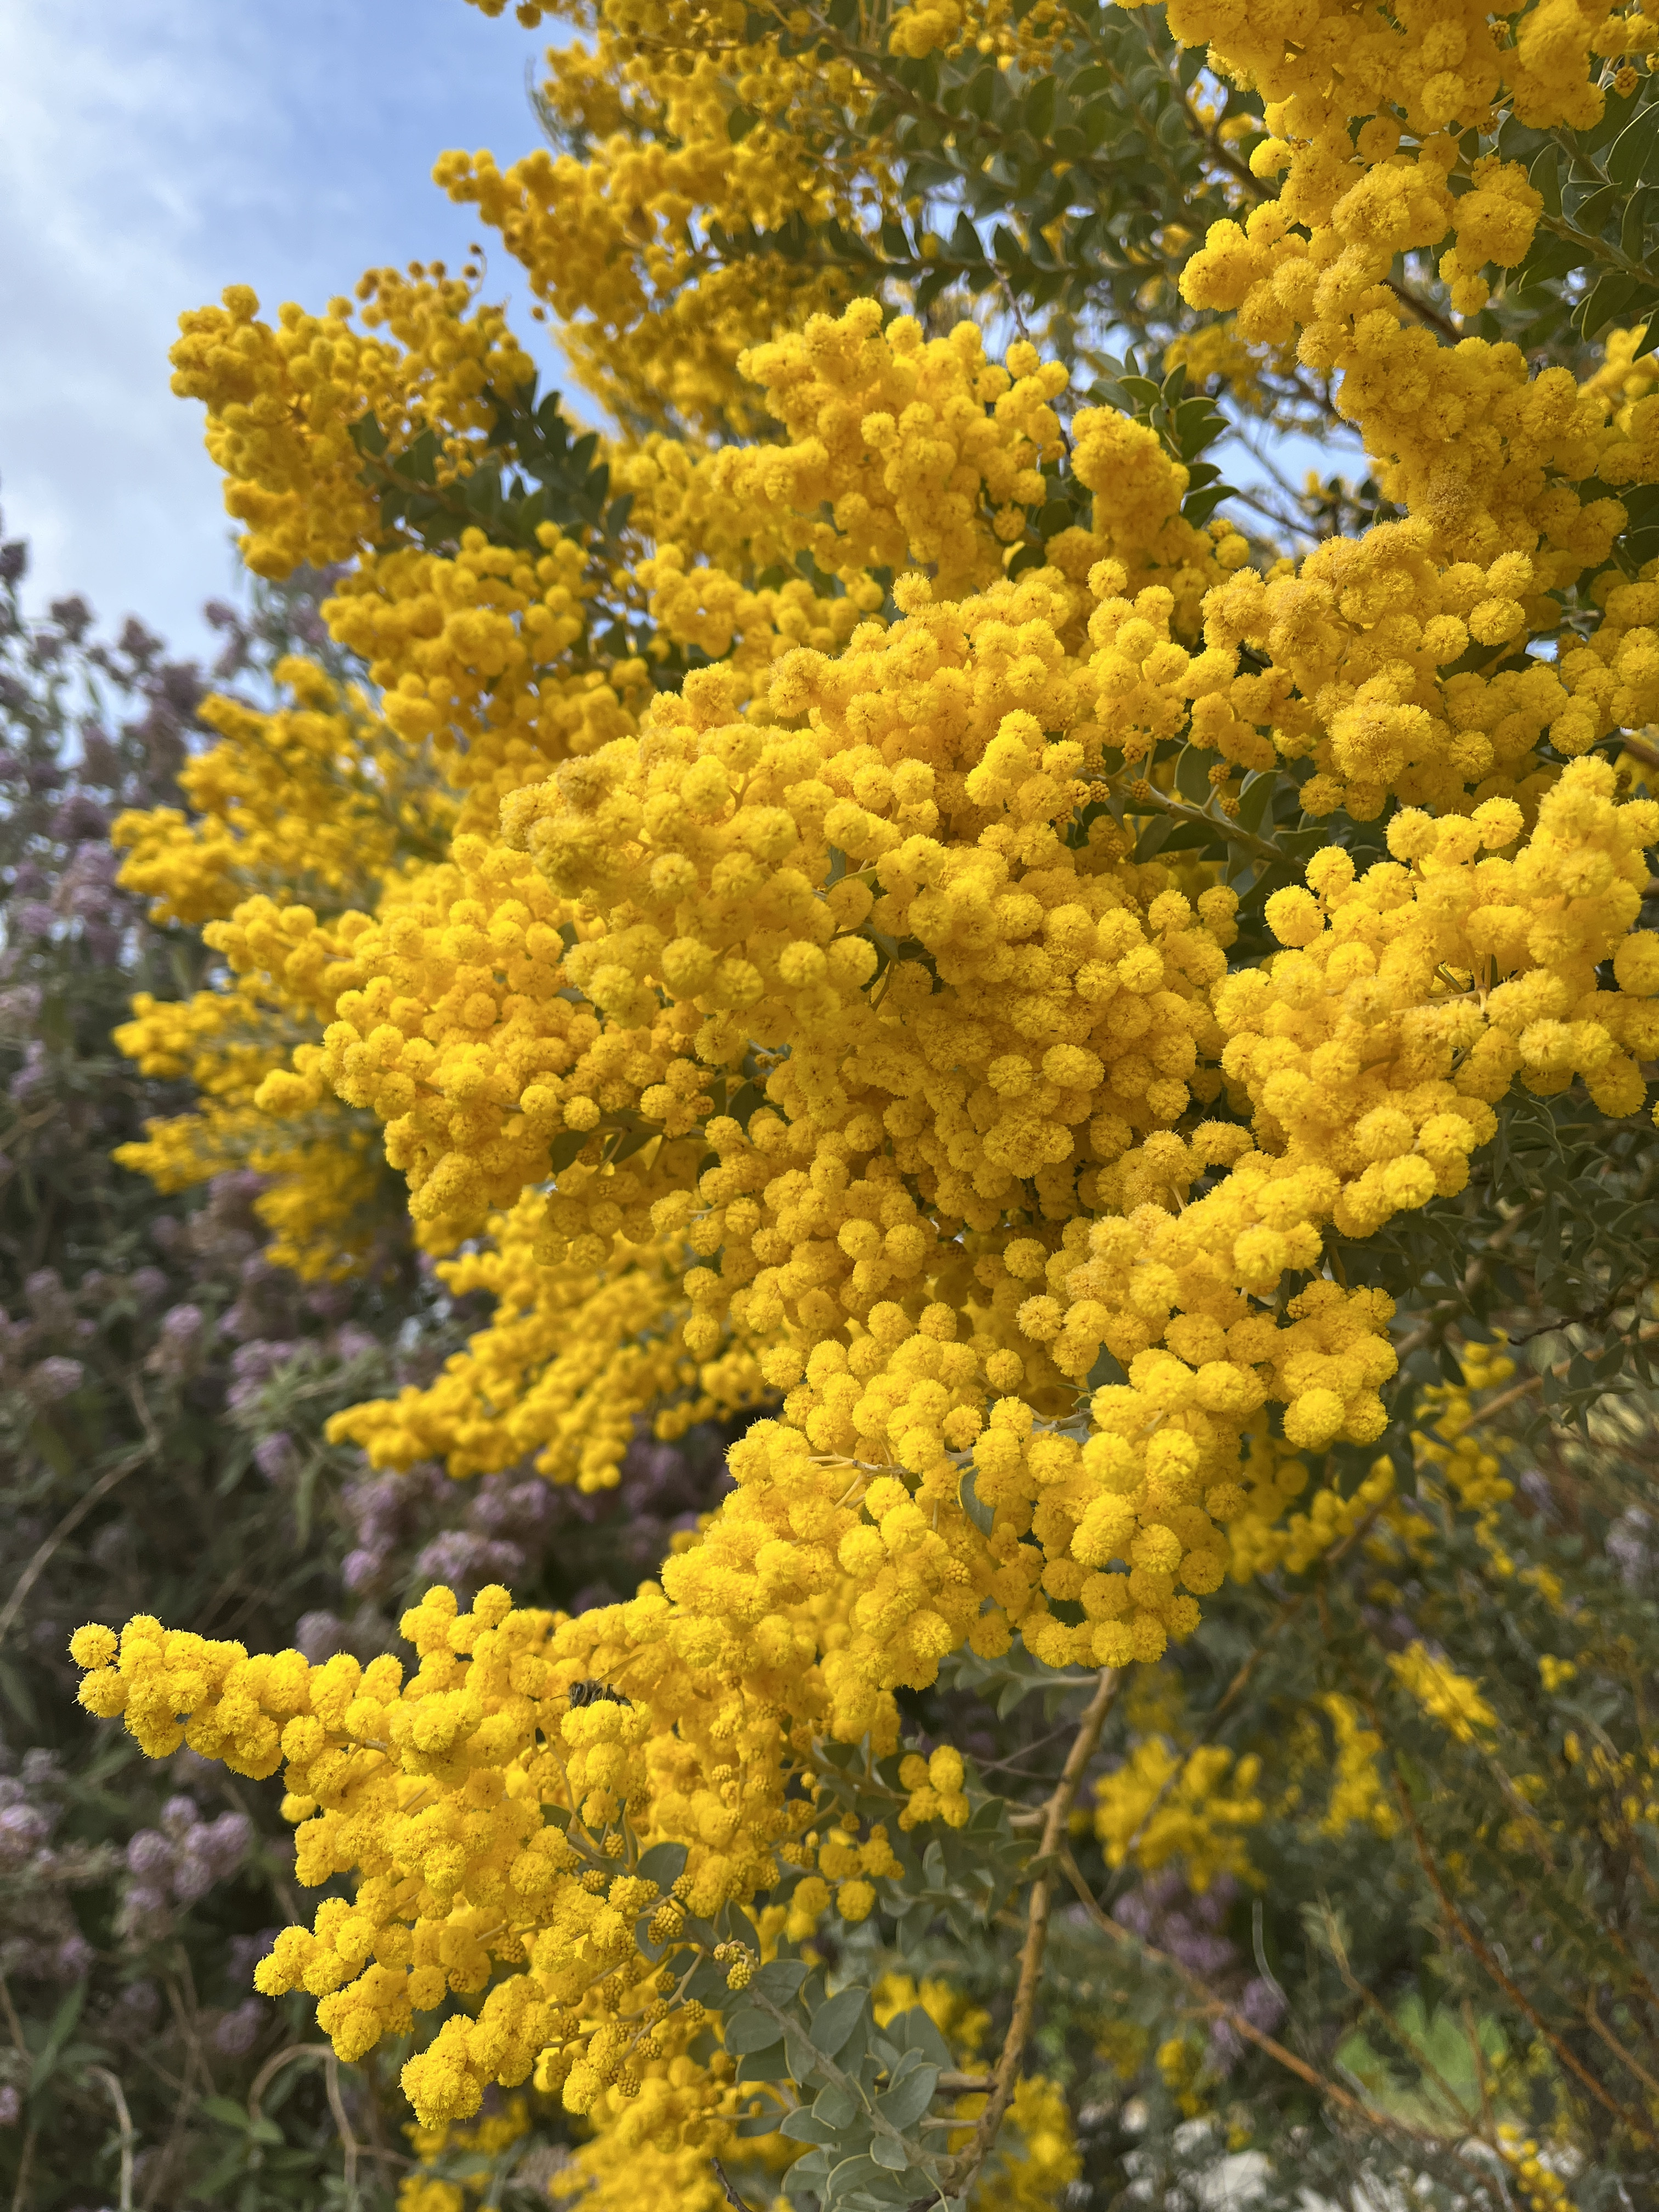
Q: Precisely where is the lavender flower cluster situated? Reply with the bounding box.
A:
[289,1423,734,1661]
[1112,1871,1287,2075]
[117,1796,253,1944]
[0,1751,104,1987]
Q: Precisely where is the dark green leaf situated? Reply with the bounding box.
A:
[636,1839,689,1892]
[781,2108,844,2143]
[810,1984,869,2057]
[754,1959,809,2005]
[877,2064,939,2129]
[869,2131,915,2170]
[725,2009,786,2055]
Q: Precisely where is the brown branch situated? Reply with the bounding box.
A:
[0,1971,26,2057]
[1391,1776,1659,2151]
[1060,1853,1510,2203]
[941,1667,1120,2199]
[1582,1993,1659,2107]
[1472,1322,1659,1427]
[1316,1903,1486,2143]
[710,2158,757,2212]
[1385,276,1461,344]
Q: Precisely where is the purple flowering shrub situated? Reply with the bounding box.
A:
[0,523,737,2209]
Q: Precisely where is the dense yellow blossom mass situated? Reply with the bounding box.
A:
[77,0,1659,2191]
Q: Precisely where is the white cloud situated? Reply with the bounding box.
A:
[0,0,558,663]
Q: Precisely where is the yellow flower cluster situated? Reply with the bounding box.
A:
[111,290,1659,1888]
[1317,1691,1397,1839]
[112,970,383,1280]
[114,656,445,924]
[1164,0,1659,573]
[69,1588,805,2132]
[398,2095,532,2212]
[1092,1739,1265,1891]
[323,527,651,832]
[328,1190,768,1491]
[1388,1639,1499,1743]
[172,274,534,577]
[974,2075,1084,2212]
[1496,2124,1573,2212]
[109,658,452,1266]
[448,0,1074,430]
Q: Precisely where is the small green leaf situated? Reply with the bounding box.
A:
[548,1130,591,1175]
[1529,145,1561,218]
[30,1980,87,2094]
[781,2108,843,2143]
[1175,742,1212,803]
[814,2082,859,2128]
[685,1956,730,2006]
[736,2040,794,2083]
[958,1466,995,1536]
[636,1839,689,1891]
[885,2007,953,2069]
[725,2009,785,2055]
[1608,106,1659,188]
[877,2063,939,2129]
[754,1959,809,2005]
[1578,269,1647,342]
[869,2132,914,2170]
[810,1984,869,2057]
[1237,769,1277,835]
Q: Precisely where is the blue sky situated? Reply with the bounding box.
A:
[1,0,571,663]
[2,8,1351,668]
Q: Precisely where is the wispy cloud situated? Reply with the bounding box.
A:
[1,0,556,661]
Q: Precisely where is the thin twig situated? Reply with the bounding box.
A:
[1119,782,1285,869]
[942,1667,1120,2198]
[1472,1323,1659,1427]
[9,2127,35,2212]
[1060,1852,1510,2205]
[247,2041,334,2130]
[1317,1904,1485,2142]
[0,1447,148,1649]
[324,2051,362,2208]
[0,1971,26,2057]
[144,1973,208,2212]
[711,2155,755,2211]
[1463,1997,1497,2141]
[1583,1993,1659,2106]
[86,2066,136,2212]
[1391,1776,1659,2151]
